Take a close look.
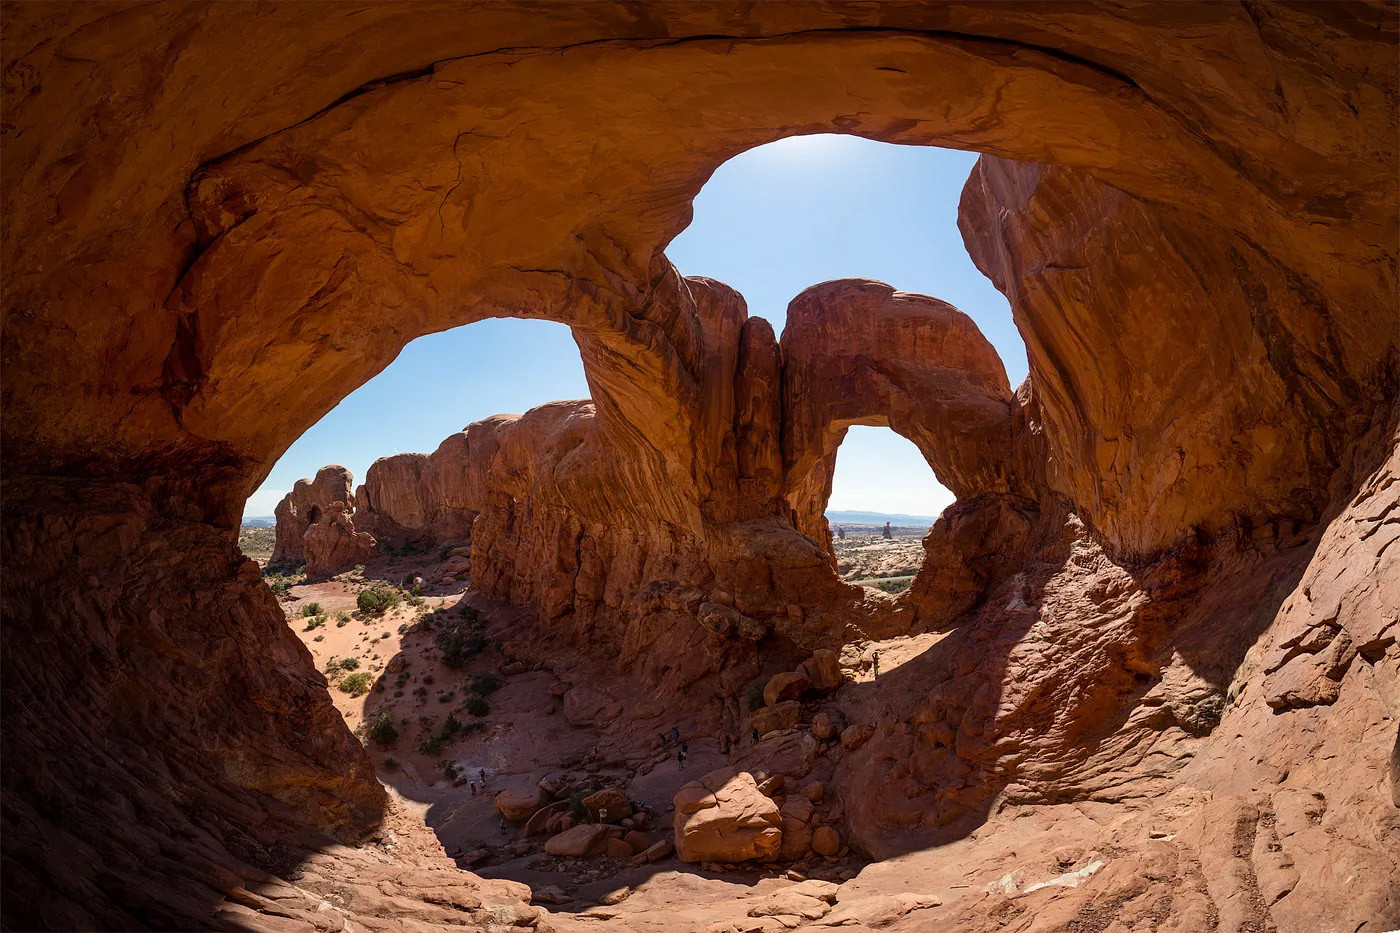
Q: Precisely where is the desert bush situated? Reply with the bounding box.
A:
[339,657,360,671]
[339,672,373,696]
[358,585,401,614]
[461,720,487,736]
[382,756,399,770]
[300,602,323,617]
[468,671,504,695]
[463,694,490,717]
[437,713,463,741]
[313,634,325,642]
[873,578,912,595]
[417,736,443,757]
[437,630,485,669]
[368,712,398,746]
[303,615,324,631]
[443,761,460,781]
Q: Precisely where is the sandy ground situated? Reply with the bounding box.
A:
[831,529,925,588]
[270,551,1122,930]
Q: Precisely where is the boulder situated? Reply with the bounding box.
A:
[799,649,843,693]
[751,701,800,736]
[779,795,815,861]
[582,788,632,822]
[544,823,610,857]
[495,785,546,821]
[523,800,572,836]
[763,671,811,707]
[623,830,659,853]
[674,768,782,863]
[811,712,837,740]
[801,781,825,802]
[840,724,874,750]
[604,838,634,859]
[812,826,840,857]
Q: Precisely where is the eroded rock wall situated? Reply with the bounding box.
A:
[3,2,1397,930]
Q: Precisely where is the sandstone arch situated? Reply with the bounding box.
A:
[3,4,1396,931]
[779,279,1022,548]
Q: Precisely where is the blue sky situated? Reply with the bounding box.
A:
[244,136,1022,518]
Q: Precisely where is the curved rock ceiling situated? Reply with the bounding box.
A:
[2,3,1396,931]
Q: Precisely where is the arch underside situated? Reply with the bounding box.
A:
[2,3,1397,930]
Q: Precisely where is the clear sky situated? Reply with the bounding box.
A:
[244,136,1022,519]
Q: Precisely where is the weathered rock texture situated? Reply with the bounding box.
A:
[3,3,1397,931]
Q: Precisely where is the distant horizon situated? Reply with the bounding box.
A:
[245,505,941,527]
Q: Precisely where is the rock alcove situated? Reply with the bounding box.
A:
[2,4,1396,931]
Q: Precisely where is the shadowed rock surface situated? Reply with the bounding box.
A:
[2,3,1396,931]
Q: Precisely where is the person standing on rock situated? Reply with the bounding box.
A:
[752,727,760,744]
[672,726,680,743]
[677,748,686,769]
[470,781,477,796]
[499,818,508,836]
[872,651,880,680]
[479,768,487,784]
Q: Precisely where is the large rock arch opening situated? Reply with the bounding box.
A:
[3,5,1395,930]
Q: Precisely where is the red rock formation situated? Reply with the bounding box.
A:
[270,465,359,565]
[2,3,1396,930]
[357,430,483,551]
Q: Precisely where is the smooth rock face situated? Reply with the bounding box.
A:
[544,823,610,857]
[674,768,783,864]
[2,4,1397,930]
[494,785,547,822]
[751,701,802,736]
[763,671,811,708]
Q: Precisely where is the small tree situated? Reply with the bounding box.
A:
[368,712,398,746]
[300,602,323,617]
[358,585,401,614]
[339,672,373,696]
[463,694,490,717]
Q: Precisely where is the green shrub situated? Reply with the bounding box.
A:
[300,602,323,617]
[303,615,324,631]
[417,736,443,757]
[339,672,373,696]
[873,578,912,595]
[437,713,463,741]
[467,671,504,695]
[334,611,351,627]
[382,756,399,771]
[357,585,401,614]
[443,761,460,781]
[437,631,485,669]
[463,694,490,717]
[368,712,399,746]
[339,657,360,671]
[461,720,487,736]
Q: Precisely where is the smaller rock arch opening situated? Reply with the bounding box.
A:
[823,426,952,596]
[306,505,323,525]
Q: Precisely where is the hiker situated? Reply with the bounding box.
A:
[499,818,507,836]
[721,734,731,755]
[680,742,688,756]
[752,727,760,743]
[672,726,680,742]
[659,732,668,747]
[599,807,608,824]
[872,651,880,680]
[677,748,686,769]
[470,781,477,796]
[479,768,487,784]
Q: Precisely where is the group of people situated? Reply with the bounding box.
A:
[658,726,690,768]
[468,767,488,796]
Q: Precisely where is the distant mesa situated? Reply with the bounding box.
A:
[824,509,936,528]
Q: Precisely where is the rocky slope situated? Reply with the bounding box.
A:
[3,3,1396,931]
